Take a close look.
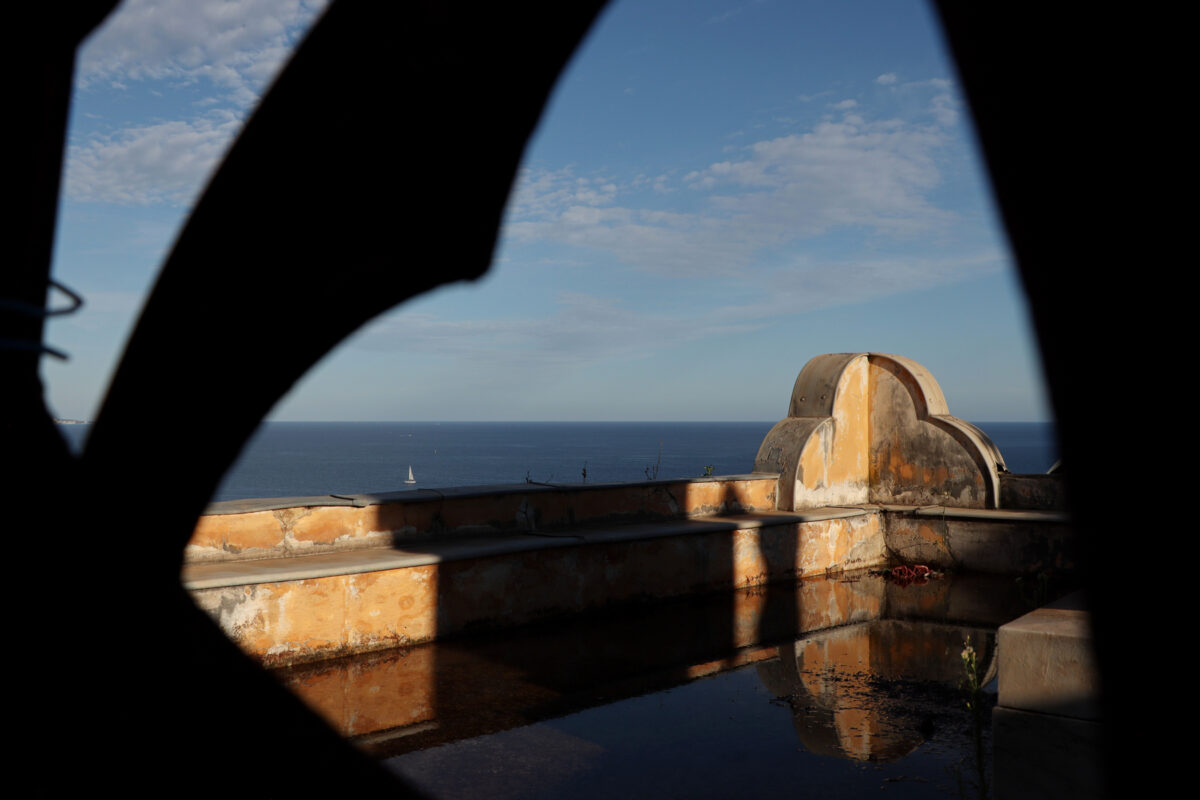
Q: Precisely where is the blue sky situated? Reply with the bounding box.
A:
[44,0,1052,423]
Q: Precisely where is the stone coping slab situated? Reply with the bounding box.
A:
[182,507,872,590]
[997,590,1098,720]
[203,474,780,516]
[876,504,1069,523]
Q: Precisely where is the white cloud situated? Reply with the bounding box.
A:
[484,99,997,363]
[64,1,329,206]
[876,73,898,85]
[65,111,243,205]
[353,246,1004,367]
[899,77,955,92]
[691,117,951,236]
[508,110,955,279]
[719,251,1006,319]
[77,0,327,104]
[832,99,858,110]
[507,167,756,277]
[708,2,758,25]
[508,168,625,220]
[930,92,959,126]
[356,292,764,365]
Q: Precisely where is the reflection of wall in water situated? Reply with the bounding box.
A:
[757,621,996,762]
[274,573,1020,756]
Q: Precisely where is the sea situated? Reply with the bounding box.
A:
[58,420,1057,503]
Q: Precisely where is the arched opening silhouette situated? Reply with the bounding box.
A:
[7,1,1135,794]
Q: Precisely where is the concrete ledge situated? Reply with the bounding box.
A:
[205,494,363,514]
[997,591,1099,719]
[202,474,779,515]
[878,504,1069,523]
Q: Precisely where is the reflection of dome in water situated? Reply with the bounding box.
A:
[756,620,996,762]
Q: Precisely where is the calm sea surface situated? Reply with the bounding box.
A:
[58,420,1057,502]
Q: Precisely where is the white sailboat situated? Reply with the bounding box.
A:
[404,465,416,485]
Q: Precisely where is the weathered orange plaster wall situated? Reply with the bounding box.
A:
[758,353,1001,512]
[682,478,776,516]
[825,354,870,487]
[190,509,286,554]
[187,476,779,563]
[731,514,885,585]
[791,355,870,508]
[192,565,439,665]
[193,512,890,665]
[867,359,988,507]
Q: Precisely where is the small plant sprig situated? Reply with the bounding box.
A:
[644,440,662,480]
[702,465,714,476]
[960,636,982,711]
[958,635,992,799]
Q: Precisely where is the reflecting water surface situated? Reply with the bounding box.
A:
[272,573,1061,798]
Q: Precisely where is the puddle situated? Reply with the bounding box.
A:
[271,572,1068,798]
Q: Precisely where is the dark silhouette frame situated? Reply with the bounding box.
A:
[6,2,1137,793]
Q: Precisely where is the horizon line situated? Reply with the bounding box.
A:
[57,417,1057,425]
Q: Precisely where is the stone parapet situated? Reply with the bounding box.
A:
[999,472,1067,511]
[881,505,1074,574]
[187,474,778,563]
